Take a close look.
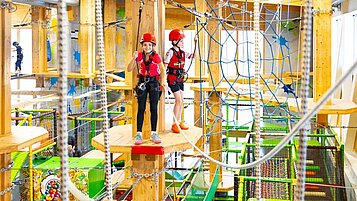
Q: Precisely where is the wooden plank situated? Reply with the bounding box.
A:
[80,0,95,75]
[206,0,222,183]
[0,4,11,200]
[313,0,332,127]
[32,7,48,75]
[104,0,116,70]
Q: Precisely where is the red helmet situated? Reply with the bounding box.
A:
[140,33,156,45]
[169,29,185,41]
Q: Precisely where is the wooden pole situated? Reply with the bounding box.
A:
[32,7,48,74]
[0,3,12,200]
[313,0,332,127]
[127,0,166,200]
[104,0,117,71]
[80,0,95,75]
[206,0,222,182]
[194,0,206,128]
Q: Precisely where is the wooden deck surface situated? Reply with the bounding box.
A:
[92,123,203,154]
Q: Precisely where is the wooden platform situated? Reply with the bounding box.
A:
[92,123,202,154]
[288,98,357,114]
[0,126,49,154]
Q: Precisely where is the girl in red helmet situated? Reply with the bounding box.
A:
[164,29,196,133]
[127,33,168,145]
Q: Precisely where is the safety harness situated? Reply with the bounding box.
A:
[136,51,161,93]
[167,47,186,85]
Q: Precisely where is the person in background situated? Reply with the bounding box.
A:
[13,41,23,73]
[127,33,168,145]
[164,29,196,133]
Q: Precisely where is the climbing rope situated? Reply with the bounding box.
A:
[294,0,313,200]
[253,0,261,200]
[57,1,69,200]
[94,0,113,200]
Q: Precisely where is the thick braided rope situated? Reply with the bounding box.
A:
[95,0,113,199]
[294,0,313,200]
[57,1,69,200]
[253,0,261,199]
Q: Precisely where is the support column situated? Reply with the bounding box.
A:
[80,0,95,75]
[0,4,12,201]
[194,0,207,128]
[32,7,48,74]
[129,0,164,139]
[127,0,165,200]
[206,0,222,182]
[131,149,165,201]
[104,0,117,70]
[313,0,332,127]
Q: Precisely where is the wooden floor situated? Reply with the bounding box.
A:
[92,123,203,154]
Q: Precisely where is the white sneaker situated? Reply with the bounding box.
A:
[134,132,143,145]
[150,131,161,144]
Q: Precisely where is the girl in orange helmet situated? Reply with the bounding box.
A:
[164,29,196,133]
[127,33,168,145]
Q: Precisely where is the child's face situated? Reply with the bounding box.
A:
[142,42,154,54]
[175,40,184,49]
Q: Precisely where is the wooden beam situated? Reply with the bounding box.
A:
[157,0,166,132]
[126,0,166,199]
[104,0,117,70]
[193,1,207,129]
[125,0,135,134]
[206,0,222,183]
[0,3,12,200]
[313,0,332,127]
[80,0,95,75]
[32,7,48,74]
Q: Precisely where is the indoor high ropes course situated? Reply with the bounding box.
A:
[0,0,356,201]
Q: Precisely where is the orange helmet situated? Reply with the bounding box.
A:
[140,33,156,45]
[169,29,185,41]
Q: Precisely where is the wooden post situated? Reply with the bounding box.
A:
[313,0,332,127]
[128,0,164,139]
[131,153,165,201]
[157,0,165,132]
[80,0,95,75]
[32,6,48,74]
[194,0,206,128]
[206,0,222,182]
[104,0,117,70]
[0,4,12,200]
[127,0,165,199]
